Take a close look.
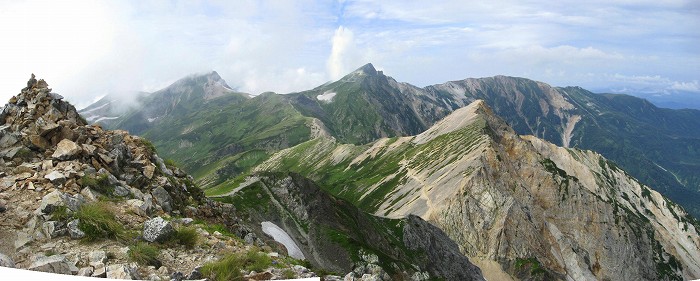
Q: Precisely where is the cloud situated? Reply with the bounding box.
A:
[327,26,356,80]
[603,74,700,94]
[0,0,697,107]
[671,81,700,92]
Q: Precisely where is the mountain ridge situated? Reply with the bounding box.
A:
[255,99,700,280]
[83,64,700,219]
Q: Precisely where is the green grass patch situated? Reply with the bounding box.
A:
[282,269,295,279]
[172,226,199,249]
[138,138,157,155]
[79,174,113,195]
[74,202,126,241]
[50,205,70,221]
[515,257,546,276]
[128,242,161,267]
[201,248,273,281]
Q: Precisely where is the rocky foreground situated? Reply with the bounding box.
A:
[0,76,338,280]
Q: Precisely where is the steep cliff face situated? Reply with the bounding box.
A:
[218,172,484,280]
[257,100,700,280]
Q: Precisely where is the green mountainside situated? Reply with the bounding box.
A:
[255,100,700,280]
[83,64,700,218]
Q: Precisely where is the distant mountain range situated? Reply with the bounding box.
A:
[78,64,700,280]
[82,64,700,219]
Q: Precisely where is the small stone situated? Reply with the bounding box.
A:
[44,168,66,185]
[186,266,203,280]
[28,255,75,275]
[42,221,67,239]
[107,264,137,280]
[177,217,194,225]
[78,266,94,277]
[39,190,65,214]
[244,232,256,245]
[293,265,309,274]
[80,187,99,202]
[113,185,130,197]
[0,253,15,268]
[15,231,33,250]
[0,200,6,213]
[67,219,85,239]
[92,263,107,278]
[88,250,107,266]
[151,186,173,213]
[52,139,82,160]
[157,266,170,275]
[143,164,155,179]
[143,217,174,242]
[127,199,153,217]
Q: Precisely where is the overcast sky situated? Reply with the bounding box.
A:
[1,0,698,108]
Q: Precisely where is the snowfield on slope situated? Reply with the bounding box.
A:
[261,221,305,260]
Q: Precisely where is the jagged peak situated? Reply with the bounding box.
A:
[413,100,496,144]
[356,63,377,75]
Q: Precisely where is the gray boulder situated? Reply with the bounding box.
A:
[143,217,174,242]
[39,190,65,214]
[28,255,78,275]
[67,219,85,239]
[151,186,173,212]
[113,185,130,197]
[91,263,107,278]
[51,139,82,160]
[42,221,67,239]
[44,170,66,185]
[126,199,153,217]
[77,266,94,277]
[0,252,14,268]
[106,263,138,280]
[88,250,107,266]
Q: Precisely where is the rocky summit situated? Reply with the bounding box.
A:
[0,76,333,280]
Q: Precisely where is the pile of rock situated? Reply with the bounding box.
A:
[0,76,315,280]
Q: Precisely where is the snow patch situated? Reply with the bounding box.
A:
[91,116,119,123]
[316,92,336,102]
[261,221,305,260]
[80,101,111,114]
